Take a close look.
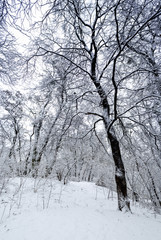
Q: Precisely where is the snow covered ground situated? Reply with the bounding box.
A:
[0,178,161,240]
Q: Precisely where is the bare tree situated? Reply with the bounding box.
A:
[26,0,161,211]
[0,0,160,212]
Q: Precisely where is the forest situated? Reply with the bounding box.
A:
[0,0,161,214]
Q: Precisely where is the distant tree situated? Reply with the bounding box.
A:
[0,90,24,175]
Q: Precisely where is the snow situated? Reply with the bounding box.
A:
[0,178,161,240]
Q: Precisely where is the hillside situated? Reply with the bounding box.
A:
[0,178,161,240]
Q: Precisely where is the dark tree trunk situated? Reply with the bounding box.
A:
[90,21,130,211]
[91,79,130,211]
[108,131,130,211]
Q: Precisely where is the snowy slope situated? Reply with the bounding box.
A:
[0,178,161,240]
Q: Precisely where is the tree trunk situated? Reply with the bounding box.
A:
[91,80,130,211]
[108,130,130,211]
[93,80,131,211]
